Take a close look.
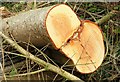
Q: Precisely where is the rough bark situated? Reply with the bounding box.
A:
[1,4,80,49]
[1,6,52,47]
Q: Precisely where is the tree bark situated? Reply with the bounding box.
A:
[1,4,80,48]
[1,6,52,47]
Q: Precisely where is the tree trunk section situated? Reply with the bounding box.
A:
[1,4,80,48]
[1,4,104,74]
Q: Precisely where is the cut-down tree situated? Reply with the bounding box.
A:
[1,4,105,74]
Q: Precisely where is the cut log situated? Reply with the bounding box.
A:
[45,5,80,48]
[1,4,104,74]
[1,4,80,48]
[61,20,104,73]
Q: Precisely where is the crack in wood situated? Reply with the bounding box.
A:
[59,20,97,71]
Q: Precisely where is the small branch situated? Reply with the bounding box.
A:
[7,68,46,77]
[0,31,84,82]
[113,48,120,74]
[95,10,118,25]
[4,60,26,73]
[79,8,97,22]
[0,62,6,80]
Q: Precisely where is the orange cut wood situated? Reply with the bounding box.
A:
[61,20,105,73]
[46,4,80,48]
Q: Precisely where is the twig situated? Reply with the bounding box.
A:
[0,31,84,82]
[1,46,6,80]
[4,60,26,73]
[0,62,6,80]
[79,8,97,22]
[95,10,118,25]
[103,35,109,58]
[113,53,120,74]
[7,68,46,77]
